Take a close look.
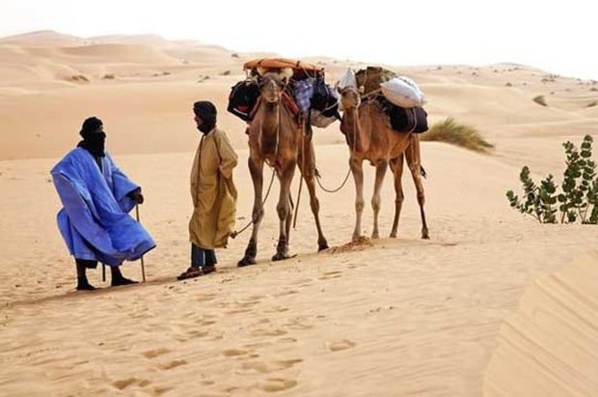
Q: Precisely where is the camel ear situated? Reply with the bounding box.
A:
[335,82,342,94]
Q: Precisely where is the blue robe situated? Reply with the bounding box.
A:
[51,148,156,266]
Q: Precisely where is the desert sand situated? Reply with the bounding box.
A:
[1,31,597,396]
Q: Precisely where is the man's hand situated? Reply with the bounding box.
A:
[128,189,144,204]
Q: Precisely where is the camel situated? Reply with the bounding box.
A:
[238,72,329,266]
[338,85,429,242]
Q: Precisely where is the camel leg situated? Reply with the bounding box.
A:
[238,156,265,266]
[350,157,365,242]
[298,141,329,251]
[272,163,295,261]
[389,155,405,238]
[405,137,429,239]
[371,160,388,239]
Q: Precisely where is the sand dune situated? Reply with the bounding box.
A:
[1,31,597,396]
[484,253,598,396]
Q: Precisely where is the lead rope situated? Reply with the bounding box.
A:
[315,92,358,193]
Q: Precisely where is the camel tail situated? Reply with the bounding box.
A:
[420,165,428,179]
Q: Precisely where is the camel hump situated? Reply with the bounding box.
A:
[355,66,397,96]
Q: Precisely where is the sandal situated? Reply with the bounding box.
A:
[177,267,203,281]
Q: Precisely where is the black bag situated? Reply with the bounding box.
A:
[388,105,428,133]
[310,78,340,120]
[227,80,260,122]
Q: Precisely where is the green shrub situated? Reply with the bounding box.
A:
[506,135,598,224]
[420,117,494,153]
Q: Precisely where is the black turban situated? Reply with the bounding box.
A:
[80,116,103,137]
[193,101,217,124]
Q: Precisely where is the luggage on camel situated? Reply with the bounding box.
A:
[227,79,261,122]
[387,105,429,133]
[343,66,429,133]
[380,76,425,108]
[311,77,340,120]
[227,57,339,128]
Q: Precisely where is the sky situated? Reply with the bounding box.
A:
[1,0,596,80]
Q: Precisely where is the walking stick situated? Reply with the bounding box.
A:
[293,175,303,229]
[135,204,147,282]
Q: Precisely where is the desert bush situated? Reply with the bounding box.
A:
[420,117,494,153]
[222,70,231,76]
[506,135,598,224]
[533,95,548,106]
[587,101,597,108]
[102,74,115,79]
[69,74,89,83]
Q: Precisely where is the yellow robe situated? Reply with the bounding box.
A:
[189,128,238,249]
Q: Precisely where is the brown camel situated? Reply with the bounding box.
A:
[238,72,329,266]
[338,85,429,241]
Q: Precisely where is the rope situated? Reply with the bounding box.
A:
[230,165,276,239]
[314,91,359,194]
[316,167,352,193]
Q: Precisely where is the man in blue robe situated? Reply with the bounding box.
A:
[51,117,156,290]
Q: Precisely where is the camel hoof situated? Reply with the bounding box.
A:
[237,257,257,267]
[318,242,329,252]
[389,233,397,238]
[272,252,291,262]
[422,234,430,240]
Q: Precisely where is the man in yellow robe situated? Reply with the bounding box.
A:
[178,101,238,280]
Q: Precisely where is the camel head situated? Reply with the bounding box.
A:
[338,85,361,111]
[259,72,286,104]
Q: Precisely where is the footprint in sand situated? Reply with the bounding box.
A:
[222,348,250,357]
[263,306,289,314]
[285,316,314,331]
[228,295,265,313]
[142,347,171,359]
[111,377,151,390]
[158,359,188,370]
[258,378,298,392]
[326,339,356,352]
[293,278,314,287]
[239,359,303,375]
[320,270,342,280]
[278,337,298,344]
[244,341,273,349]
[151,386,173,396]
[274,289,298,297]
[226,308,253,314]
[250,328,288,337]
[195,293,217,302]
[171,323,211,341]
[195,319,216,326]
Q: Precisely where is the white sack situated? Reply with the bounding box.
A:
[380,77,425,108]
[338,68,357,89]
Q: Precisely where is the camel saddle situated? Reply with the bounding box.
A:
[244,58,324,80]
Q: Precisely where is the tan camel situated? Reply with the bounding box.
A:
[238,72,329,266]
[338,85,429,242]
